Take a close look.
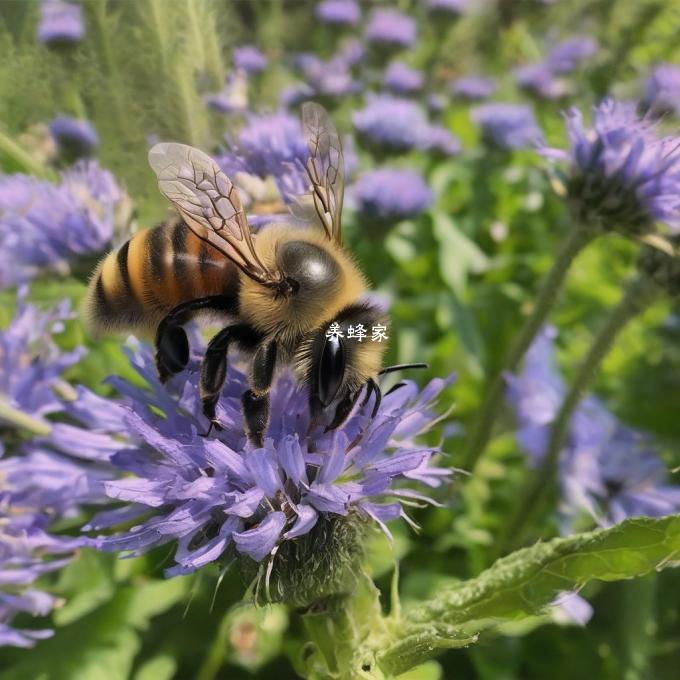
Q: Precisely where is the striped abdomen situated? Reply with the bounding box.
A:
[85,220,239,335]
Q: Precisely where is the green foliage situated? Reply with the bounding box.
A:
[301,515,680,678]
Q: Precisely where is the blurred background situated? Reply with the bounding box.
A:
[1,0,680,678]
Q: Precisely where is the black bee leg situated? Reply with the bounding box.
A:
[199,324,260,436]
[155,322,189,384]
[324,388,363,433]
[362,377,382,418]
[155,296,234,383]
[242,341,277,447]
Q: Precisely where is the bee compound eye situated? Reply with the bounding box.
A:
[318,334,345,407]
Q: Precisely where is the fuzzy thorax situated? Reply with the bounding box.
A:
[239,225,367,345]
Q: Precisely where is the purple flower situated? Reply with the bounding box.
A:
[0,297,115,647]
[450,75,497,101]
[293,49,362,99]
[547,36,598,74]
[642,63,680,117]
[353,95,432,153]
[0,161,124,288]
[315,0,361,26]
[353,168,434,223]
[279,83,315,108]
[514,63,567,100]
[384,61,425,94]
[0,509,75,647]
[206,72,249,114]
[220,111,308,181]
[471,103,544,151]
[507,326,680,531]
[37,0,84,46]
[48,116,99,158]
[425,125,462,156]
[0,289,84,431]
[542,99,680,234]
[365,8,417,50]
[427,94,447,115]
[426,0,468,17]
[234,46,268,74]
[82,340,453,580]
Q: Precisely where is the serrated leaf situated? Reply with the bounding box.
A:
[376,515,680,675]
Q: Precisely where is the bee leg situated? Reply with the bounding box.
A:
[324,388,363,433]
[199,324,260,436]
[242,341,278,447]
[156,297,232,383]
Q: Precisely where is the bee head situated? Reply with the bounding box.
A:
[305,302,387,430]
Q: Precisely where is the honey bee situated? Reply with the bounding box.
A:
[85,103,422,445]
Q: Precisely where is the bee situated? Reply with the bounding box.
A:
[85,103,422,445]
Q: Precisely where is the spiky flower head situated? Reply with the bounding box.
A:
[37,0,84,47]
[471,103,544,151]
[546,36,598,74]
[0,162,124,288]
[0,297,110,647]
[48,116,99,160]
[233,46,268,75]
[450,75,496,101]
[0,289,84,433]
[514,63,567,100]
[384,61,425,95]
[507,326,680,532]
[642,63,680,118]
[364,8,417,50]
[84,341,453,606]
[542,99,680,236]
[315,0,361,26]
[352,168,434,224]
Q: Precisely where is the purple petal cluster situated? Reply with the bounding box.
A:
[354,95,457,155]
[365,8,417,50]
[234,46,268,74]
[450,75,497,101]
[471,103,544,151]
[642,63,680,117]
[542,99,680,234]
[353,168,434,223]
[507,326,680,531]
[84,341,453,574]
[0,298,114,647]
[384,61,425,95]
[0,162,123,288]
[514,63,567,100]
[547,36,598,74]
[221,110,308,181]
[315,0,361,26]
[295,53,361,99]
[0,289,84,428]
[37,0,84,46]
[48,116,99,158]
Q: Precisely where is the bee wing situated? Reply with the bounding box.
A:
[301,102,345,245]
[148,142,279,286]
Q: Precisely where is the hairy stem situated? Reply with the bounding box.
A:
[462,225,593,471]
[496,274,660,555]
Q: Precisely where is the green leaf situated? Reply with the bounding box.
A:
[430,211,490,296]
[0,578,190,680]
[133,655,177,680]
[374,516,680,675]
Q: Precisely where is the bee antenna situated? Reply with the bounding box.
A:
[378,362,428,376]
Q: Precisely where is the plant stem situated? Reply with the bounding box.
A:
[495,274,660,555]
[0,399,51,436]
[0,130,53,179]
[462,225,593,471]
